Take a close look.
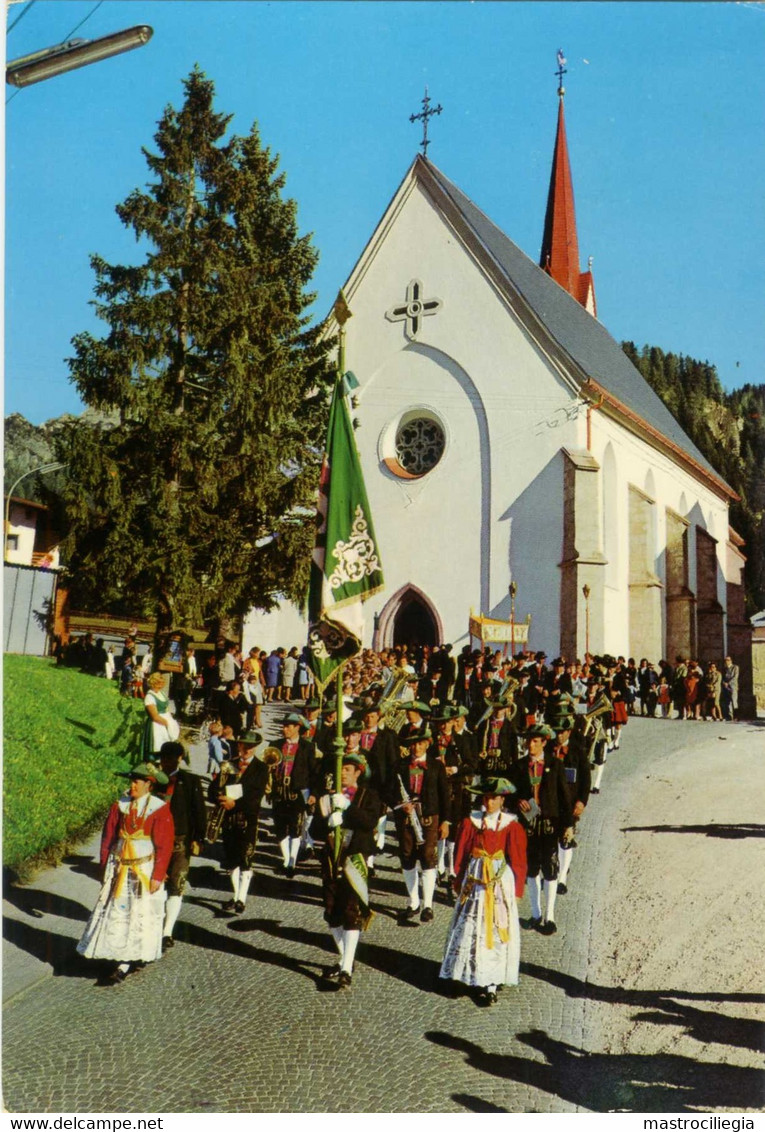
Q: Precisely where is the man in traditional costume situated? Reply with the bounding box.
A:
[271,713,314,876]
[77,762,174,984]
[439,777,527,1005]
[546,712,590,898]
[158,741,207,949]
[389,731,450,924]
[318,752,382,989]
[515,724,573,936]
[211,730,269,914]
[358,701,398,868]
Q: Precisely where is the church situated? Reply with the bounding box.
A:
[244,86,750,675]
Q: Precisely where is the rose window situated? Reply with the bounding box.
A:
[394,416,446,476]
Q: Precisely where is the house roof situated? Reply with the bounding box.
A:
[415,155,735,501]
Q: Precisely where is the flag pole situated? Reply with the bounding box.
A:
[333,293,351,848]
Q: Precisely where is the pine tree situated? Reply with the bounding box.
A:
[57,68,332,638]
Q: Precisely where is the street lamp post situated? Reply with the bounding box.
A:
[509,581,518,662]
[6,25,153,88]
[5,463,66,561]
[582,583,591,658]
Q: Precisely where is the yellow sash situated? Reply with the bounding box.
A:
[459,848,509,950]
[110,832,154,899]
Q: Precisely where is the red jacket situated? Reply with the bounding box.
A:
[453,813,527,898]
[99,795,175,883]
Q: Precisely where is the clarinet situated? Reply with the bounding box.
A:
[398,774,426,846]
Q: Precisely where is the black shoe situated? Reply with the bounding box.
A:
[368,866,376,879]
[540,920,557,935]
[107,967,128,984]
[591,787,600,795]
[420,906,434,923]
[162,935,174,952]
[234,900,245,914]
[398,906,419,925]
[285,866,296,879]
[485,989,498,1006]
[131,960,147,972]
[322,963,341,981]
[557,883,568,896]
[337,971,352,989]
[222,899,237,914]
[521,917,542,931]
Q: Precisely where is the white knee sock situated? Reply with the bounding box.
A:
[366,854,375,870]
[403,867,420,909]
[330,925,344,961]
[544,878,558,923]
[447,841,456,875]
[303,815,315,849]
[341,929,360,975]
[237,870,253,903]
[117,961,131,974]
[164,894,182,936]
[593,763,605,790]
[421,868,437,909]
[558,846,574,886]
[288,837,301,868]
[437,839,447,874]
[527,874,542,919]
[278,837,290,866]
[230,867,240,896]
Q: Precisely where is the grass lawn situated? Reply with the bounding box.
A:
[4,655,146,874]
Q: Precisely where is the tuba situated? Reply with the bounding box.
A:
[377,668,411,735]
[205,759,237,844]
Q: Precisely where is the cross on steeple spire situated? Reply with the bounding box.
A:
[555,47,567,97]
[539,57,597,317]
[410,87,442,156]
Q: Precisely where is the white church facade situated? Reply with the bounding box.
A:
[244,95,748,674]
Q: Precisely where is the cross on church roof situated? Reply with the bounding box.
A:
[410,87,442,156]
[386,279,442,340]
[555,47,567,97]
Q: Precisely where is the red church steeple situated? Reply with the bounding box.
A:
[539,75,596,316]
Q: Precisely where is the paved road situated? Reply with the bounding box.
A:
[2,708,761,1113]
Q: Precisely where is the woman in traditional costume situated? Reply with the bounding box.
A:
[439,777,527,1006]
[141,671,178,759]
[77,762,174,984]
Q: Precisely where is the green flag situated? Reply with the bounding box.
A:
[307,375,384,689]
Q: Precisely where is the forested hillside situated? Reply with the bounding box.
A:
[622,342,765,614]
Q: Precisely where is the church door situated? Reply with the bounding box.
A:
[393,594,438,648]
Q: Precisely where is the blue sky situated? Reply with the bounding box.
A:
[5,0,765,424]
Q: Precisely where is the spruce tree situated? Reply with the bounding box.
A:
[57,68,332,639]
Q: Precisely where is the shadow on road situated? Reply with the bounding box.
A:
[426,1028,765,1112]
[452,1093,509,1112]
[522,963,765,1056]
[621,823,765,840]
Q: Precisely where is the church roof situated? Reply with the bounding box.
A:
[416,155,734,500]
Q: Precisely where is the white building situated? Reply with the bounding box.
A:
[245,92,747,674]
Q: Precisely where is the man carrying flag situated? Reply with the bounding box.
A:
[307,292,385,985]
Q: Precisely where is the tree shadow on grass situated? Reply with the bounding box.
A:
[426,1029,765,1112]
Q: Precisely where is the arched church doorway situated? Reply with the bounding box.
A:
[377,583,443,649]
[393,594,438,647]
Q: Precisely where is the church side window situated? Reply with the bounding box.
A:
[394,416,446,476]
